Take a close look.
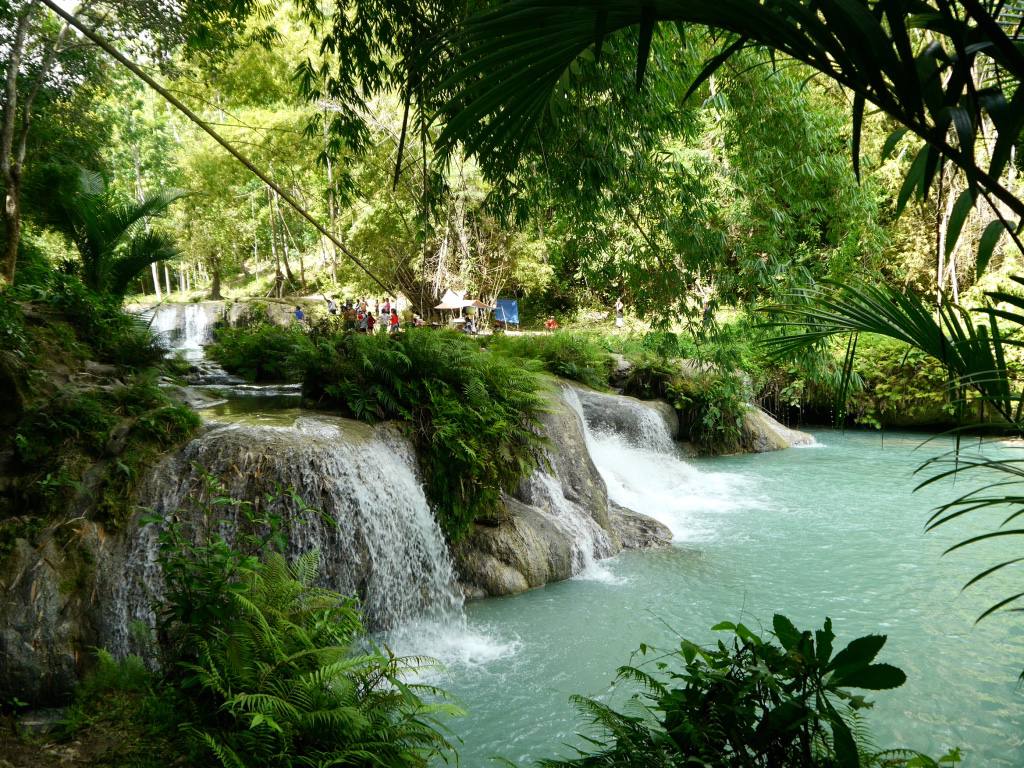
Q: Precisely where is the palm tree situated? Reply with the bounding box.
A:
[57,169,185,298]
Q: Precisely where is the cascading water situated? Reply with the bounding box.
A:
[522,471,619,583]
[145,302,222,361]
[563,386,752,543]
[103,415,468,658]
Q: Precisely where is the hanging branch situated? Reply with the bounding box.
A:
[38,0,392,293]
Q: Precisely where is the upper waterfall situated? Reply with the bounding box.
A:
[144,302,225,361]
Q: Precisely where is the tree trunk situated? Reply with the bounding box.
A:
[1,4,33,285]
[2,193,20,284]
[210,256,222,300]
[150,262,162,300]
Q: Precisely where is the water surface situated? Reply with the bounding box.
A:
[424,430,1024,765]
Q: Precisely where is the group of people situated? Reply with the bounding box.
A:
[293,296,429,334]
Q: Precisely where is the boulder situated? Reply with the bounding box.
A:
[609,503,673,549]
[741,407,815,452]
[453,496,575,595]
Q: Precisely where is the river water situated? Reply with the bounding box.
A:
[411,430,1024,766]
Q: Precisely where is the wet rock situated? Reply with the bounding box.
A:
[570,384,679,445]
[608,354,633,388]
[741,407,815,452]
[160,383,228,410]
[609,503,673,549]
[453,496,575,595]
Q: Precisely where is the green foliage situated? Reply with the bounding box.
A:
[302,329,545,539]
[8,375,200,524]
[207,320,314,382]
[486,332,612,390]
[540,615,957,768]
[151,479,458,767]
[845,335,955,429]
[0,293,31,357]
[12,271,165,368]
[671,372,747,455]
[54,169,185,298]
[54,650,179,768]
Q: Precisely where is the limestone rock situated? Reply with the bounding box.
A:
[741,407,815,452]
[525,384,612,529]
[570,384,679,444]
[609,503,673,549]
[453,496,575,595]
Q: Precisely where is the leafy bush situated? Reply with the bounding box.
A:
[207,321,314,382]
[621,353,678,400]
[670,372,748,454]
[303,329,545,539]
[542,615,959,768]
[54,650,179,768]
[845,335,955,429]
[152,480,458,767]
[12,272,164,368]
[487,331,612,389]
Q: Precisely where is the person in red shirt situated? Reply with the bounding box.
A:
[389,308,400,334]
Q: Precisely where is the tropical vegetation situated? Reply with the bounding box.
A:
[5,0,1024,765]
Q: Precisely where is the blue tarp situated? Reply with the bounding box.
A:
[495,299,519,325]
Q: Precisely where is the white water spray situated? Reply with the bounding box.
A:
[563,387,751,543]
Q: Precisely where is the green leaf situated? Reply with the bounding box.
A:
[881,127,908,159]
[772,614,801,651]
[976,218,1007,279]
[831,662,907,690]
[828,634,887,671]
[896,145,929,215]
[945,188,975,257]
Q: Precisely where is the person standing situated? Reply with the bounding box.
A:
[325,295,338,316]
[389,308,400,334]
[614,296,624,328]
[294,305,305,323]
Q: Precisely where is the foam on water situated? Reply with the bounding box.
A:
[382,617,521,677]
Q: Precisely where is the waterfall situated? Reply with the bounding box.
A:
[145,302,223,361]
[103,415,465,658]
[563,386,749,543]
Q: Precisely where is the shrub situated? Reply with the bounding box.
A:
[542,615,959,768]
[302,329,545,539]
[207,321,314,382]
[670,371,748,454]
[12,272,164,368]
[152,481,459,767]
[487,331,612,389]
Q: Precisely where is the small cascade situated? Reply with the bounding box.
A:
[145,302,223,362]
[563,386,749,543]
[572,386,676,452]
[525,471,619,582]
[103,415,465,658]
